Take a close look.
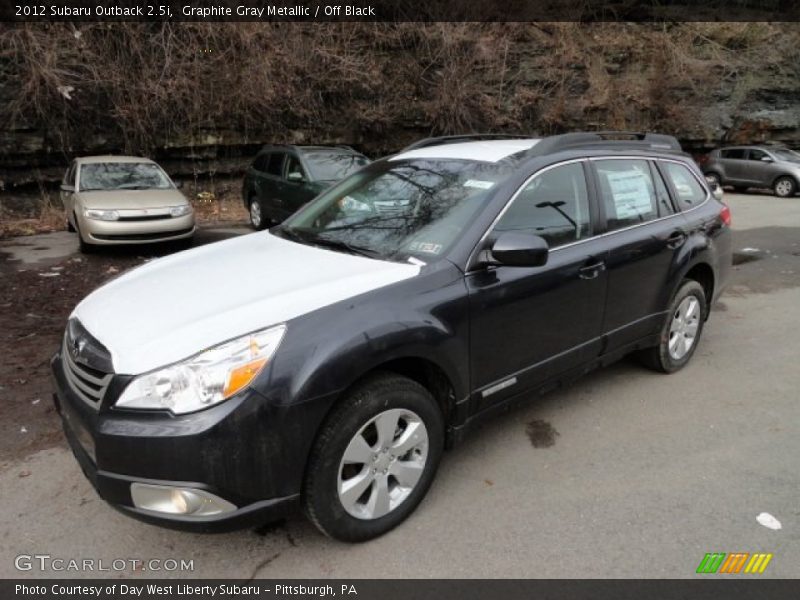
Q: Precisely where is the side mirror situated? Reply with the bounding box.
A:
[760,156,774,163]
[287,171,304,183]
[485,232,549,267]
[60,184,74,193]
[705,178,724,201]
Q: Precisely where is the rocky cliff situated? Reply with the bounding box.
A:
[2,22,799,190]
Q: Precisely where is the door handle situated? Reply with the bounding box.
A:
[666,230,687,249]
[578,259,606,280]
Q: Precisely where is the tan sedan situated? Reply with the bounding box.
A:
[61,156,195,252]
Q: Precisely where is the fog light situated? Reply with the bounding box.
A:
[130,483,236,517]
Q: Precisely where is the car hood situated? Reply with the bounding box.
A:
[71,232,420,374]
[79,189,187,209]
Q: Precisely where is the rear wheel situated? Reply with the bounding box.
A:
[705,172,721,187]
[639,280,707,373]
[773,176,796,198]
[303,373,444,542]
[249,197,267,230]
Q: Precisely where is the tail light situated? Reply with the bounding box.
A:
[720,204,731,227]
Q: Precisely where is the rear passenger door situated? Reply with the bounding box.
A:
[591,158,688,352]
[719,148,747,183]
[256,152,288,221]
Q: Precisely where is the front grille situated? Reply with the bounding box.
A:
[92,227,193,241]
[117,215,171,222]
[62,320,114,409]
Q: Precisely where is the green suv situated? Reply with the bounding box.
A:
[242,145,370,229]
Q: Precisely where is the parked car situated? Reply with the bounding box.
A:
[703,145,800,197]
[61,156,194,252]
[242,145,370,229]
[52,132,731,542]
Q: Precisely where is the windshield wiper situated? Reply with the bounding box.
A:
[305,235,382,259]
[279,226,382,259]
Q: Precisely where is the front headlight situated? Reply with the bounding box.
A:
[169,204,193,217]
[115,324,286,415]
[85,209,119,221]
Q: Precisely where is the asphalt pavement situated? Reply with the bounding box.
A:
[0,194,798,579]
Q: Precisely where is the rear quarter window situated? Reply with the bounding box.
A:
[662,162,707,210]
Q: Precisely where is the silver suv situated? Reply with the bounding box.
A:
[703,145,800,197]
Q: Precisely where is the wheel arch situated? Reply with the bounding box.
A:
[683,262,715,317]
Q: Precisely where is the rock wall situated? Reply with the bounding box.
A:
[2,22,800,193]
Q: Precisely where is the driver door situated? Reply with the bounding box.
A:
[467,161,608,410]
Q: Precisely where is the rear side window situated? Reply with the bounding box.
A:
[720,148,746,159]
[252,154,270,172]
[594,159,663,231]
[662,162,707,210]
[266,153,285,176]
[494,162,591,248]
[64,162,76,186]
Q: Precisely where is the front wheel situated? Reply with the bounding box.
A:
[639,279,707,373]
[303,373,444,542]
[249,198,267,230]
[773,176,796,198]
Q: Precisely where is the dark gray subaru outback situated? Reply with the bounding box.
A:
[52,132,732,542]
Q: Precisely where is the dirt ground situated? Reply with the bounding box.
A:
[0,225,248,471]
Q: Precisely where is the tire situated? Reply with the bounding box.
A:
[773,176,796,198]
[66,219,75,233]
[705,172,721,187]
[639,279,707,374]
[303,373,444,542]
[249,197,267,230]
[74,215,96,254]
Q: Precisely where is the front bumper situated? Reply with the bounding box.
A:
[51,351,309,532]
[80,213,196,245]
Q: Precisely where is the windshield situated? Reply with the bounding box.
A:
[279,158,514,263]
[304,152,370,181]
[770,149,800,162]
[79,162,173,191]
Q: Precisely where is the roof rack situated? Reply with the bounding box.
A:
[532,131,683,155]
[401,133,536,152]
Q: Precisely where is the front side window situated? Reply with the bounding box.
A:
[748,149,769,161]
[280,158,516,262]
[304,152,369,182]
[78,162,172,192]
[285,156,307,182]
[595,159,663,230]
[494,162,591,247]
[662,162,707,210]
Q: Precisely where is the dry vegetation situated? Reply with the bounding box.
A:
[1,22,799,237]
[3,22,799,155]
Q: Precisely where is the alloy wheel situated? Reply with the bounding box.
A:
[337,408,428,520]
[249,200,262,228]
[668,296,700,360]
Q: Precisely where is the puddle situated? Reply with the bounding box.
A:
[732,252,763,265]
[525,419,559,448]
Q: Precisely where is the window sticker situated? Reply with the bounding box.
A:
[605,170,653,219]
[409,241,444,255]
[463,179,495,190]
